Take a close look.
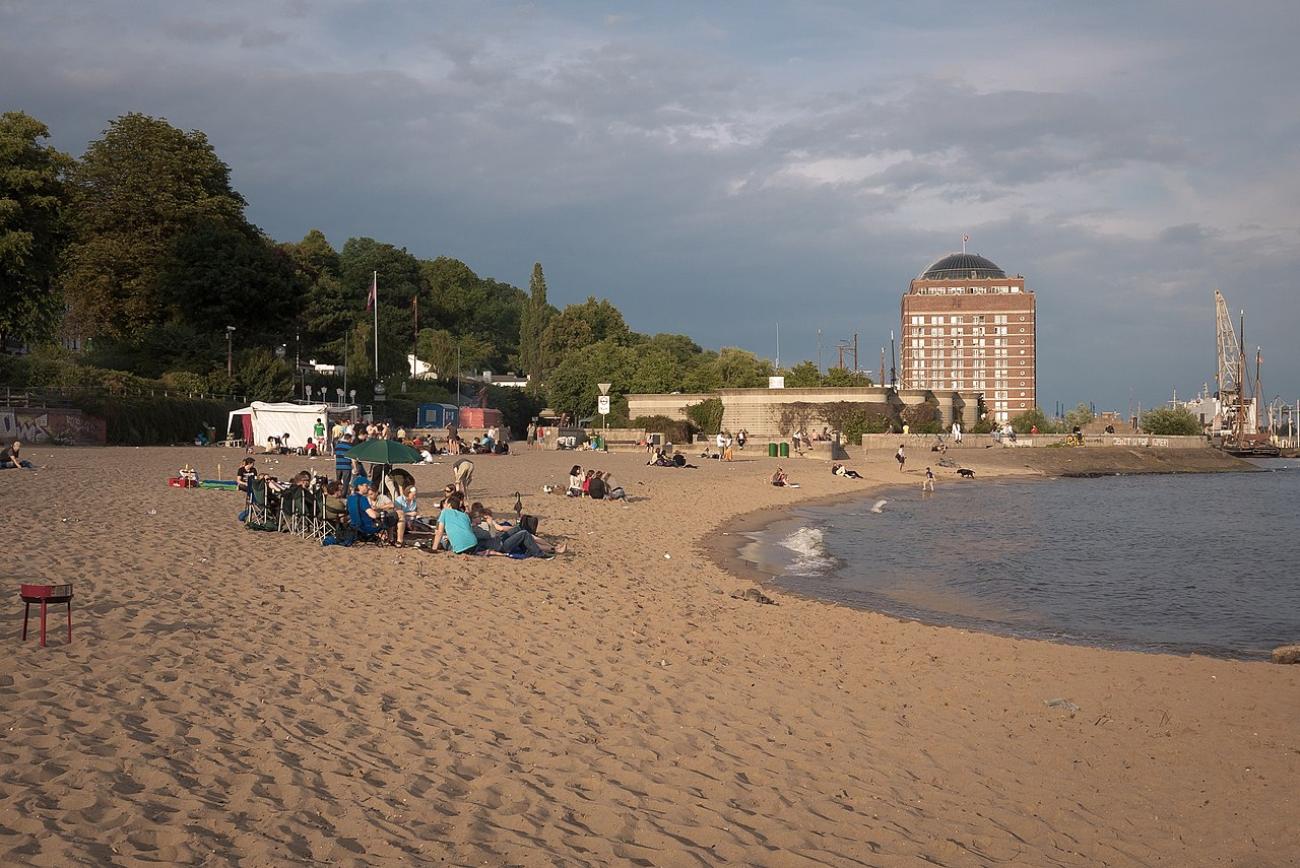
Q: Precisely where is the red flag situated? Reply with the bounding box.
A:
[365,273,377,312]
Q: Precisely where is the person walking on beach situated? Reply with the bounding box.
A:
[922,466,935,492]
[895,444,906,472]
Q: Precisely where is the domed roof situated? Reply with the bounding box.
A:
[918,253,1006,281]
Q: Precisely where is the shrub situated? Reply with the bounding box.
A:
[1010,407,1055,434]
[685,397,723,435]
[69,395,240,445]
[901,400,941,434]
[630,415,694,444]
[1140,406,1202,436]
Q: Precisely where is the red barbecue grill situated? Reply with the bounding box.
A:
[20,583,73,647]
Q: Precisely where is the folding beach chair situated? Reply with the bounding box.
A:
[278,486,310,536]
[245,479,279,531]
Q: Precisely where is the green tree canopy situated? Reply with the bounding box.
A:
[540,296,633,368]
[61,113,249,339]
[518,262,554,382]
[1141,406,1201,436]
[161,221,302,348]
[1064,402,1095,431]
[820,366,873,387]
[0,111,72,345]
[784,360,821,387]
[1010,406,1054,434]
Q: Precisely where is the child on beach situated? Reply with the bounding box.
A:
[923,467,935,492]
[895,444,906,471]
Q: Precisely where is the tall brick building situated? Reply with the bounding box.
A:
[900,252,1036,423]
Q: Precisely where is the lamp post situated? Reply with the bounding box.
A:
[225,326,236,377]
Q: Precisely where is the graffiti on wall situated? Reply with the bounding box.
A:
[0,409,106,445]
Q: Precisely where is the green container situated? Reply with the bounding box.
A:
[594,435,604,450]
[767,442,778,457]
[779,442,790,458]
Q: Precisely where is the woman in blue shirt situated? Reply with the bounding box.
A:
[433,493,478,554]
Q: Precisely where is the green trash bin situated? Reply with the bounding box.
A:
[767,442,778,458]
[594,435,604,451]
[779,442,790,458]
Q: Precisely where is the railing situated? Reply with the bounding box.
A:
[0,385,249,407]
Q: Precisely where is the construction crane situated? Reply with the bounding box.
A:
[1214,289,1268,450]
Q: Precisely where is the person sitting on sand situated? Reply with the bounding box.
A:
[567,465,584,496]
[587,470,607,500]
[604,472,626,501]
[581,468,595,495]
[832,463,864,479]
[672,451,697,469]
[395,484,429,533]
[771,467,789,487]
[236,457,258,491]
[433,492,479,555]
[323,480,348,525]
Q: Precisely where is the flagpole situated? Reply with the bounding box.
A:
[372,270,379,377]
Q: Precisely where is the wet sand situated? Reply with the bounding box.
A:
[1,444,1296,866]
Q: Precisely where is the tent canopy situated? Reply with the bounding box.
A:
[227,402,331,447]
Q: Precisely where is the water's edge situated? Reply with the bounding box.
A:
[706,463,1288,661]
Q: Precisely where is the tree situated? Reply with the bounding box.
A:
[1064,402,1095,431]
[285,228,339,280]
[901,400,942,434]
[1141,406,1201,436]
[691,347,773,390]
[61,113,248,339]
[820,367,872,387]
[1010,406,1054,434]
[540,297,633,368]
[784,361,821,387]
[518,262,552,382]
[686,397,724,435]
[0,111,72,346]
[236,348,294,401]
[546,339,637,419]
[161,221,302,347]
[415,328,494,384]
[339,237,425,311]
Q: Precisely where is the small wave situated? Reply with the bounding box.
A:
[779,527,837,576]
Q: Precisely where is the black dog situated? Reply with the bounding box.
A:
[957,468,976,479]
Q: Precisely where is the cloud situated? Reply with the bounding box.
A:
[1,0,1297,406]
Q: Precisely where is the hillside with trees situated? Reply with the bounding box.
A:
[1,110,874,435]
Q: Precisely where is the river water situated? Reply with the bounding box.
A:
[739,460,1300,658]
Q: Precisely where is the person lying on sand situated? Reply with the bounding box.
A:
[468,501,565,558]
[832,463,864,479]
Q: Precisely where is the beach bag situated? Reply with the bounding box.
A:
[519,514,539,534]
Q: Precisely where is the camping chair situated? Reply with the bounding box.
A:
[245,479,279,531]
[278,486,311,536]
[313,489,344,542]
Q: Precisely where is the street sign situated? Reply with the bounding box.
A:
[598,395,611,415]
[598,382,612,395]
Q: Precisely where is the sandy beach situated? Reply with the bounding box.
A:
[1,444,1296,866]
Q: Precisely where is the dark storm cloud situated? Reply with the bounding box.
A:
[2,0,1297,406]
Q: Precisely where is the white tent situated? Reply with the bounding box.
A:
[228,402,330,449]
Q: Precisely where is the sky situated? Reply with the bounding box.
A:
[4,0,1299,412]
